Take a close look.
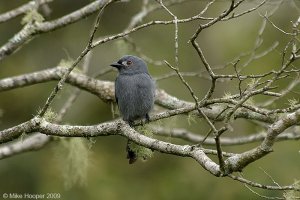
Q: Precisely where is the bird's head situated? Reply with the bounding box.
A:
[110,55,149,75]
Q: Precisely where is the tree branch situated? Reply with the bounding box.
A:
[152,126,300,146]
[0,0,112,60]
[0,67,280,124]
[225,108,300,173]
[0,0,53,24]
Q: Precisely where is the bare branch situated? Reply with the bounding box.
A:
[259,12,296,36]
[225,108,300,173]
[0,134,51,160]
[0,67,280,123]
[152,126,300,145]
[0,1,299,194]
[0,0,112,60]
[0,0,53,24]
[37,1,112,117]
[228,174,300,192]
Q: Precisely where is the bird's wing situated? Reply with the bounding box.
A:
[115,96,118,105]
[115,79,119,106]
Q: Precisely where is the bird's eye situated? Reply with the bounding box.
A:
[122,60,132,66]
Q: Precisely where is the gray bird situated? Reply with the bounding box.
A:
[110,55,155,164]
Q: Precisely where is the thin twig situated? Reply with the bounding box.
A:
[38,1,112,117]
[164,60,218,133]
[228,174,300,191]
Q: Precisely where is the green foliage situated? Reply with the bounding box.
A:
[283,180,300,200]
[129,125,154,162]
[54,138,90,189]
[21,9,44,25]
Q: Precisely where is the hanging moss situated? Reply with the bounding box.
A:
[54,138,90,189]
[21,9,44,25]
[128,125,154,162]
[283,180,300,200]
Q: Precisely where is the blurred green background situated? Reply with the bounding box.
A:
[0,0,299,199]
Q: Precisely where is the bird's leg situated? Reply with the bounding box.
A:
[127,120,134,127]
[140,114,150,126]
[145,113,150,123]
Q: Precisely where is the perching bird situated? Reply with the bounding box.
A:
[110,55,155,164]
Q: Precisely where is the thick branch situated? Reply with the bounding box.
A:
[1,109,299,178]
[0,119,38,144]
[225,109,300,173]
[0,67,277,124]
[0,67,115,102]
[0,117,221,175]
[39,119,219,176]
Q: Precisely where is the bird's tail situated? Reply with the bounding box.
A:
[126,139,137,164]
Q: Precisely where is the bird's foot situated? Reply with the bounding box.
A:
[127,120,134,127]
[145,114,150,123]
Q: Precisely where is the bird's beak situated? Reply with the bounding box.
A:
[110,62,123,69]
